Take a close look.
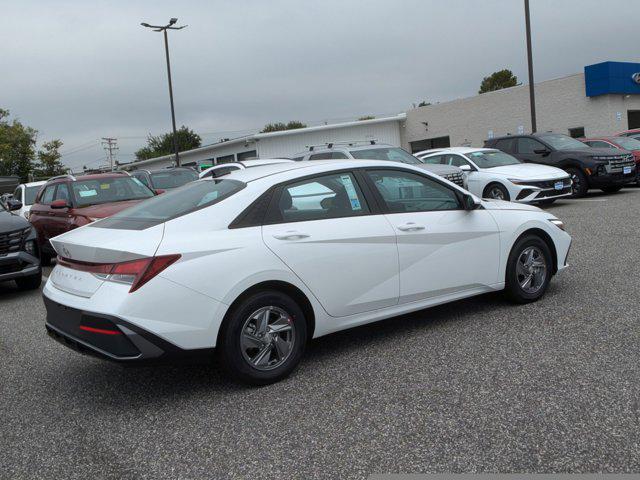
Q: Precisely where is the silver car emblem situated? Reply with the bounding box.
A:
[62,246,71,258]
[632,72,640,85]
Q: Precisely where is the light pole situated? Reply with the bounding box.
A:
[141,18,187,166]
[524,0,537,133]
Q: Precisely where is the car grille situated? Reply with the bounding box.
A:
[607,155,635,173]
[442,171,465,187]
[0,227,30,255]
[523,178,572,189]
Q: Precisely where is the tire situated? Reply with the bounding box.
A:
[39,252,52,267]
[505,235,553,304]
[15,271,42,291]
[566,168,588,198]
[483,183,510,201]
[600,186,622,193]
[217,290,307,385]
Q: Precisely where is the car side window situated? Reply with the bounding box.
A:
[494,138,515,152]
[586,141,614,149]
[13,187,21,200]
[446,154,471,167]
[203,166,239,178]
[308,152,333,160]
[40,185,56,204]
[331,152,349,159]
[421,154,444,165]
[517,138,546,154]
[54,183,70,202]
[273,172,369,223]
[366,169,462,213]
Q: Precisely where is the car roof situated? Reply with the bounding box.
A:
[292,143,394,157]
[418,147,497,156]
[22,181,47,187]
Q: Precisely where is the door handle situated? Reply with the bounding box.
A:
[272,231,311,240]
[396,222,425,232]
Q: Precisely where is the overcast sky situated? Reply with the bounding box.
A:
[2,0,639,171]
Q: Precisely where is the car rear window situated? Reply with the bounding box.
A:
[93,179,245,230]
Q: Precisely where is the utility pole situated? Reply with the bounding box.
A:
[141,18,187,167]
[524,0,537,133]
[101,137,118,171]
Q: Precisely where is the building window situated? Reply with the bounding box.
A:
[568,127,585,138]
[236,150,257,161]
[217,154,235,164]
[409,136,451,153]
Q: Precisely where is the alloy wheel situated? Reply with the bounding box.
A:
[240,306,295,371]
[516,246,547,294]
[570,173,581,196]
[488,186,506,200]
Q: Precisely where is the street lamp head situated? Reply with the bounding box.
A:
[141,22,151,27]
[169,18,178,25]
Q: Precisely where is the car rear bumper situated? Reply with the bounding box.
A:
[43,295,214,363]
[0,251,40,282]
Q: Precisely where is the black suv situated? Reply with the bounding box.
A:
[0,197,41,290]
[485,132,636,197]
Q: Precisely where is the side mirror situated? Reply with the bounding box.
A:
[462,193,482,211]
[7,199,23,211]
[458,164,472,172]
[154,189,166,195]
[50,199,70,209]
[533,148,550,156]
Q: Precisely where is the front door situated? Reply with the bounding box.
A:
[363,168,501,304]
[262,171,399,317]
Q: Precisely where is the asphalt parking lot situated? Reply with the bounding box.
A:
[1,188,640,479]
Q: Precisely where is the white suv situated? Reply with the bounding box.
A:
[292,142,467,189]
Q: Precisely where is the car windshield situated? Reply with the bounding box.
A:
[150,169,199,189]
[93,179,245,229]
[613,137,640,150]
[349,147,421,164]
[24,186,42,205]
[466,150,521,168]
[72,177,155,207]
[539,134,589,151]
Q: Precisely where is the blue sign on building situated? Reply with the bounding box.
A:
[585,61,640,97]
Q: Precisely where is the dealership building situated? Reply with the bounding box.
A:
[123,61,640,171]
[402,61,640,152]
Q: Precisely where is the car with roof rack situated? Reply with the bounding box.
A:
[130,166,199,192]
[291,141,468,189]
[485,132,636,197]
[29,172,157,265]
[199,159,293,179]
[416,147,571,204]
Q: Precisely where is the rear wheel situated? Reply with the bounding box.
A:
[217,290,307,385]
[567,168,588,198]
[600,186,622,193]
[15,271,42,290]
[505,235,552,304]
[483,183,510,201]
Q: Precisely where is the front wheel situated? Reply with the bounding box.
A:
[483,183,510,201]
[566,168,588,198]
[217,290,307,385]
[505,235,552,304]
[600,186,622,193]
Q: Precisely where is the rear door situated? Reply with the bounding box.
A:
[262,171,399,317]
[48,183,75,238]
[363,168,500,304]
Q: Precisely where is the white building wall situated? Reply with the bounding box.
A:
[402,73,640,150]
[256,122,402,158]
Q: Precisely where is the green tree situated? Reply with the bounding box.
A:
[35,139,66,177]
[358,115,376,121]
[0,109,37,181]
[135,126,202,161]
[260,121,307,133]
[478,69,519,94]
[417,101,431,107]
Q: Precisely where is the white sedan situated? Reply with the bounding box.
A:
[43,160,571,385]
[416,147,572,204]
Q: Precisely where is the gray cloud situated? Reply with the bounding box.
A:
[2,0,638,170]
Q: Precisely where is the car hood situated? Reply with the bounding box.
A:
[559,147,630,157]
[0,209,30,232]
[415,163,462,174]
[484,163,568,180]
[481,199,543,212]
[72,199,145,219]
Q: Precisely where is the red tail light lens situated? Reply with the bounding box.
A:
[57,254,181,293]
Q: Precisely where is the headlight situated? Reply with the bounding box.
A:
[24,240,37,255]
[508,179,531,185]
[548,219,565,231]
[23,211,30,219]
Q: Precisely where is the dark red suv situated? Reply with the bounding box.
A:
[29,172,156,265]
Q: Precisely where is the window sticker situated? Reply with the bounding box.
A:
[78,189,97,198]
[100,183,110,190]
[339,175,362,211]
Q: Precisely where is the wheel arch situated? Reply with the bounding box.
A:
[511,228,559,275]
[483,181,510,200]
[217,280,316,346]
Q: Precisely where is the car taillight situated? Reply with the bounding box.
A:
[57,254,181,293]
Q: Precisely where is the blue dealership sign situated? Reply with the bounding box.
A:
[585,61,640,97]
